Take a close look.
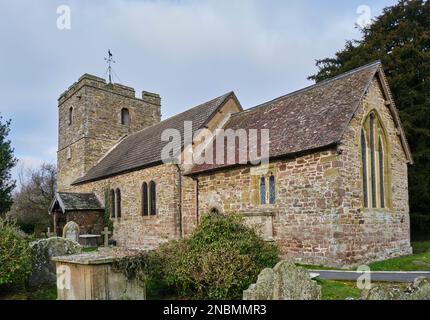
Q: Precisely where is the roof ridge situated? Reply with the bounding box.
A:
[233,60,381,117]
[125,91,234,140]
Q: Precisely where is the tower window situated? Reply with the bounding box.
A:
[68,107,73,125]
[121,108,130,126]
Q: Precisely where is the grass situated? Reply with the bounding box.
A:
[299,242,430,272]
[82,247,99,253]
[317,279,361,300]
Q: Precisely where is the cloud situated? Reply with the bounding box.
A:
[0,0,397,182]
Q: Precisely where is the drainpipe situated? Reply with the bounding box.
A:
[195,177,200,225]
[176,164,183,238]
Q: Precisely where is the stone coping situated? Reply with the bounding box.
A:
[52,248,146,265]
[79,234,101,238]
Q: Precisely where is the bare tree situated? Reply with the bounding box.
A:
[7,163,56,234]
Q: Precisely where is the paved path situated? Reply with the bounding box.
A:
[311,270,430,283]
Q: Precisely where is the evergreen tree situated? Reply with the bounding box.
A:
[310,0,430,216]
[0,115,17,216]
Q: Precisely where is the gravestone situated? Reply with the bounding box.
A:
[63,221,80,243]
[29,237,82,287]
[243,261,321,300]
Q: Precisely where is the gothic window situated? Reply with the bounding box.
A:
[142,182,148,217]
[149,181,156,216]
[121,108,130,126]
[68,107,73,125]
[110,189,115,218]
[361,129,368,208]
[269,174,276,205]
[115,189,122,218]
[361,111,389,209]
[260,176,266,205]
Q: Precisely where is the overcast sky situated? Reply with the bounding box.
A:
[0,0,397,180]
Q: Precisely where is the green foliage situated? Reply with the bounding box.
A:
[411,214,430,241]
[0,115,17,216]
[0,218,32,287]
[114,214,279,300]
[412,241,430,254]
[309,0,430,220]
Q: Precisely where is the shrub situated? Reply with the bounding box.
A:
[116,213,279,300]
[0,218,32,287]
[411,214,430,241]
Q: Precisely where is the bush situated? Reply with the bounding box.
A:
[116,214,279,300]
[0,218,32,287]
[411,214,430,241]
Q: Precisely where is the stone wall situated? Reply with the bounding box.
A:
[57,74,161,191]
[70,164,181,250]
[335,77,412,265]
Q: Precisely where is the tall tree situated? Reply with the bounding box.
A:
[0,115,17,216]
[7,163,56,234]
[310,0,430,216]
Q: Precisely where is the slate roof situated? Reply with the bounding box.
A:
[73,92,239,184]
[189,61,412,175]
[50,192,104,213]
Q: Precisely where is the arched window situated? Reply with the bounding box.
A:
[115,189,122,218]
[142,182,148,216]
[121,108,130,126]
[361,111,389,209]
[68,107,73,125]
[260,176,266,205]
[110,189,115,218]
[269,174,276,205]
[149,181,156,216]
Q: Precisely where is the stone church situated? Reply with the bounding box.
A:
[51,61,413,267]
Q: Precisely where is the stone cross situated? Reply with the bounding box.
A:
[101,227,112,248]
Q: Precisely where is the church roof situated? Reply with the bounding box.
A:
[73,92,239,184]
[189,61,412,175]
[49,192,104,213]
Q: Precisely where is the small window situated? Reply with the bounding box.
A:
[149,181,156,216]
[269,174,276,205]
[142,182,148,216]
[115,189,122,218]
[121,108,130,126]
[110,189,115,218]
[68,107,73,125]
[260,176,266,205]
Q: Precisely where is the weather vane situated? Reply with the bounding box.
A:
[104,50,116,84]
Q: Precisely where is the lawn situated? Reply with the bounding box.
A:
[299,242,430,272]
[317,279,361,300]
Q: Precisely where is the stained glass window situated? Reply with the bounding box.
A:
[379,137,385,208]
[269,174,276,205]
[260,176,266,205]
[361,129,368,208]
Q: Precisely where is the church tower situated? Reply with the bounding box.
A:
[57,74,161,191]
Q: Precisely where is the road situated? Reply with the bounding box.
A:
[311,270,430,283]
